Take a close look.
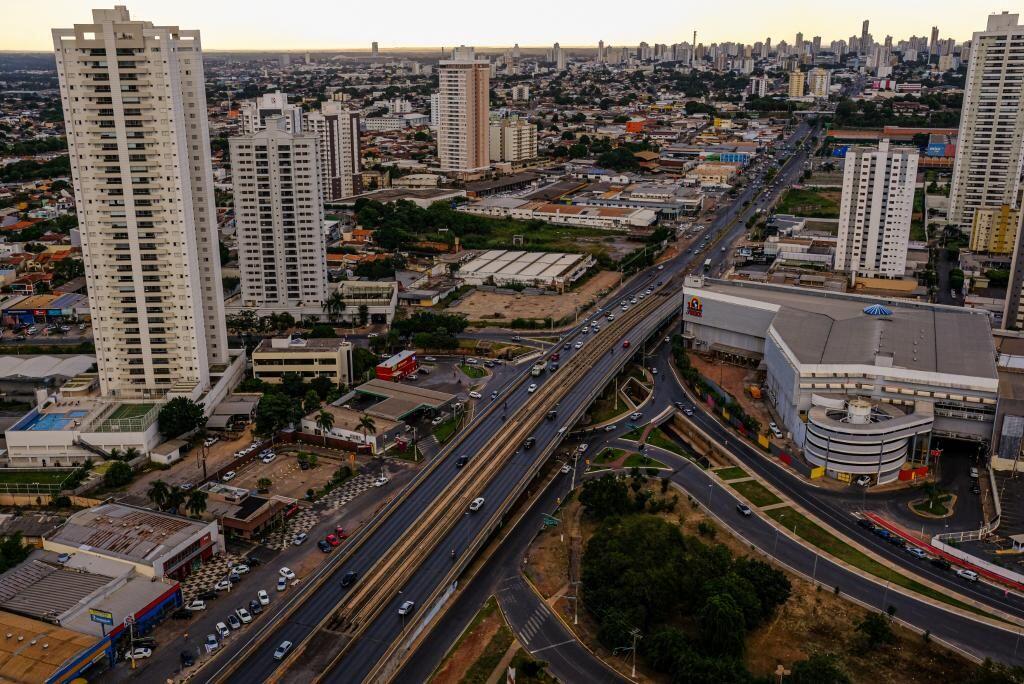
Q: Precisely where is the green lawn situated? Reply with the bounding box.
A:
[624,453,668,469]
[715,466,749,481]
[0,469,72,487]
[766,507,989,617]
[433,416,461,444]
[645,427,688,457]
[622,426,644,441]
[912,494,952,517]
[730,479,783,507]
[594,447,626,464]
[775,188,840,218]
[459,364,487,379]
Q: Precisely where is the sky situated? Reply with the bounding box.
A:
[1,0,997,52]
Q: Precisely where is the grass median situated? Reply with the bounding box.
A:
[715,466,749,481]
[730,479,782,507]
[765,507,992,619]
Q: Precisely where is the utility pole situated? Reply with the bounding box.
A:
[630,628,642,678]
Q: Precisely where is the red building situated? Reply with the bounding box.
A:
[376,349,418,381]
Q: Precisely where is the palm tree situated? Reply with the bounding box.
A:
[316,410,335,446]
[147,480,170,510]
[185,490,208,518]
[257,478,272,493]
[107,447,123,462]
[166,485,186,514]
[322,290,346,323]
[358,414,377,453]
[122,447,140,462]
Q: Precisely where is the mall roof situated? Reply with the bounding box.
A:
[0,611,101,684]
[696,280,998,380]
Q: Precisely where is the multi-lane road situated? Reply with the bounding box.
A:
[198,120,823,683]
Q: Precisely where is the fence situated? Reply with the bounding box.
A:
[0,469,74,495]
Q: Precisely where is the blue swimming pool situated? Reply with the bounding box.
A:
[15,410,89,431]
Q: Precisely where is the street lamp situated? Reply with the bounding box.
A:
[706,483,713,508]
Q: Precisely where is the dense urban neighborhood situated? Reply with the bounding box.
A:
[2,5,1024,684]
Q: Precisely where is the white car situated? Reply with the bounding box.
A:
[274,640,293,661]
[560,463,572,474]
[292,533,308,546]
[431,416,445,427]
[260,453,276,464]
[276,577,288,592]
[855,474,872,487]
[206,634,220,653]
[768,422,783,438]
[279,567,296,580]
[604,424,617,432]
[657,264,664,270]
[423,356,436,362]
[956,568,979,582]
[374,475,390,487]
[214,579,231,592]
[222,471,237,482]
[126,647,152,661]
[258,590,270,606]
[466,357,480,365]
[236,607,253,624]
[232,564,250,575]
[468,497,485,511]
[468,391,482,399]
[215,622,230,639]
[574,341,583,349]
[577,443,590,453]
[186,599,206,611]
[398,600,416,616]
[527,384,538,393]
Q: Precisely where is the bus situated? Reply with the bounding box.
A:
[703,258,712,272]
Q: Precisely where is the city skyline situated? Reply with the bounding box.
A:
[1,1,997,51]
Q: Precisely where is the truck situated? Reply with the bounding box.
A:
[703,258,712,272]
[531,361,546,377]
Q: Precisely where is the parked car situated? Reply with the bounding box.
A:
[318,540,332,553]
[279,567,296,580]
[205,634,220,653]
[172,608,192,620]
[374,475,390,487]
[222,471,236,482]
[931,557,952,571]
[468,391,482,399]
[126,647,152,661]
[293,533,308,546]
[181,650,196,667]
[334,527,349,539]
[249,599,262,615]
[906,547,928,560]
[232,564,250,575]
[469,497,485,512]
[277,577,288,592]
[186,600,206,611]
[260,453,276,464]
[604,424,617,432]
[274,640,293,660]
[236,608,252,624]
[560,463,572,474]
[768,422,783,439]
[198,590,218,601]
[855,475,872,487]
[214,580,231,592]
[226,614,241,630]
[398,600,416,616]
[215,622,230,639]
[340,571,358,588]
[736,503,752,517]
[258,589,270,606]
[956,568,979,582]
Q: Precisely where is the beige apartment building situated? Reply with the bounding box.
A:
[489,117,538,163]
[252,337,354,387]
[808,68,831,98]
[437,46,490,172]
[240,90,303,135]
[969,205,1020,255]
[52,6,228,399]
[787,70,806,98]
[230,118,328,319]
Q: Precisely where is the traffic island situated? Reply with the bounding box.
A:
[910,492,957,519]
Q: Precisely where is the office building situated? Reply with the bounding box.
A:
[787,70,806,98]
[808,68,831,98]
[240,90,303,135]
[252,336,354,387]
[52,6,228,399]
[949,13,1024,236]
[436,46,490,173]
[969,205,1019,255]
[489,117,538,163]
[230,117,328,318]
[834,140,919,279]
[305,100,361,200]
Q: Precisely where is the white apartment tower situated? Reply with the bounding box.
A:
[948,13,1024,236]
[240,91,303,135]
[437,47,490,173]
[489,118,538,163]
[808,68,831,98]
[835,140,919,280]
[52,6,228,399]
[230,118,327,317]
[749,76,769,98]
[304,101,361,200]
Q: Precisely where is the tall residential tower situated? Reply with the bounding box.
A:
[52,6,228,398]
[436,46,490,173]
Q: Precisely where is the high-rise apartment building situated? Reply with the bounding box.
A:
[552,43,565,71]
[230,117,327,317]
[930,26,940,55]
[52,6,228,399]
[969,205,1019,255]
[436,46,490,173]
[834,140,919,280]
[749,76,769,98]
[948,13,1024,236]
[240,91,303,135]
[808,68,831,98]
[489,117,538,163]
[304,101,360,200]
[787,70,806,98]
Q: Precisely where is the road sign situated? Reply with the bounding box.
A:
[89,609,113,626]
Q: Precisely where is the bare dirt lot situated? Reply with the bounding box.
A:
[451,270,621,325]
[229,449,349,500]
[688,353,776,429]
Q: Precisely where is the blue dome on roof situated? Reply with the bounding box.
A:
[863,304,893,316]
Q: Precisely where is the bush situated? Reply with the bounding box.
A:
[103,461,133,488]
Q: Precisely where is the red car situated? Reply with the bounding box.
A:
[334,527,349,539]
[326,534,341,547]
[622,340,631,349]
